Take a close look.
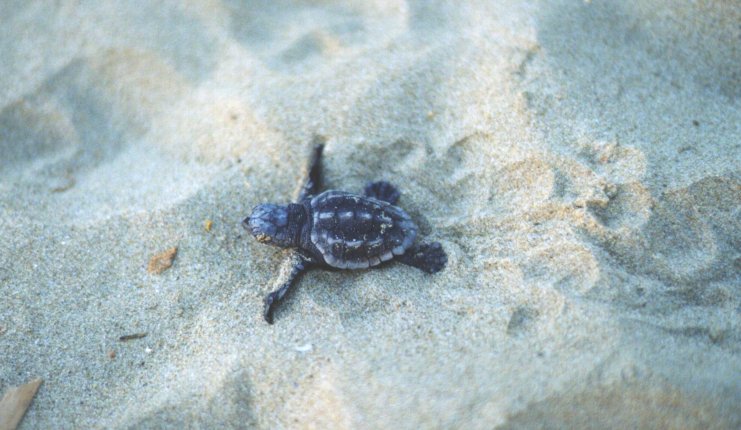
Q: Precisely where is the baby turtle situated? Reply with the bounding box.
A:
[243,137,447,324]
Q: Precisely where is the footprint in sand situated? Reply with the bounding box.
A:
[226,0,405,72]
[0,50,219,223]
[588,174,740,290]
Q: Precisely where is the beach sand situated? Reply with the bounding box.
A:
[1,1,740,428]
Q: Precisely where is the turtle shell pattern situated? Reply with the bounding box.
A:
[309,190,418,269]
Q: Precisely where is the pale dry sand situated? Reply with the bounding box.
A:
[1,1,740,428]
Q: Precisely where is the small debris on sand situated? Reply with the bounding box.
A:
[147,247,177,274]
[50,175,76,193]
[0,378,43,430]
[295,343,313,353]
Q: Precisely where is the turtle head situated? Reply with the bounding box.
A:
[243,203,303,248]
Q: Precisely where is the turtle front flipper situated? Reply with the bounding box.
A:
[364,181,400,205]
[263,253,314,324]
[397,242,447,274]
[297,136,326,202]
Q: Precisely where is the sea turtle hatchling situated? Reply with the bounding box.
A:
[243,137,448,324]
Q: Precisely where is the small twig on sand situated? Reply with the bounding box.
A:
[119,333,148,342]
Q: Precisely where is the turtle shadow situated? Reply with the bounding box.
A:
[267,266,381,326]
[288,264,421,327]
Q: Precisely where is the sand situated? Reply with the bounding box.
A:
[1,0,740,428]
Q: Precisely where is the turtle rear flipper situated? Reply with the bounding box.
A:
[397,242,447,274]
[364,181,400,205]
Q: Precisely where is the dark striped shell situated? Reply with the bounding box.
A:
[309,190,418,269]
